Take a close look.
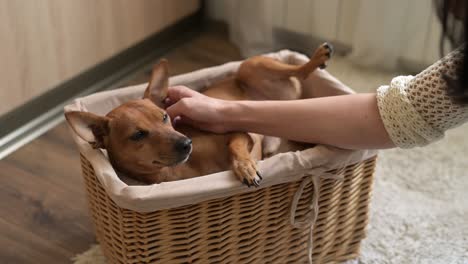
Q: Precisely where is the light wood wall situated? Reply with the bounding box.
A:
[0,0,199,115]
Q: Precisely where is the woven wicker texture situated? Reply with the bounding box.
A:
[80,154,377,264]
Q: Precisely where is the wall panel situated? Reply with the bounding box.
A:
[0,0,199,115]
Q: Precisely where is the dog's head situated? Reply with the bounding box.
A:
[65,60,192,181]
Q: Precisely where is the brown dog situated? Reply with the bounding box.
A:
[65,44,332,186]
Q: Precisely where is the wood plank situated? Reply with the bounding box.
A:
[0,218,73,264]
[5,133,84,192]
[0,161,95,261]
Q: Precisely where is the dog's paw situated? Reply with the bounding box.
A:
[311,42,334,69]
[232,158,262,188]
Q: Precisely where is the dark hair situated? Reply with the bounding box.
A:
[435,0,468,104]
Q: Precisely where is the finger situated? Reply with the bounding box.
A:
[178,116,202,129]
[163,97,172,108]
[166,86,200,103]
[171,115,182,127]
[166,101,186,119]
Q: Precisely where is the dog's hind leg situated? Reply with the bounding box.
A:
[295,42,334,78]
[228,132,263,187]
[236,43,334,100]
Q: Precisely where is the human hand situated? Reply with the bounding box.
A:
[165,86,233,133]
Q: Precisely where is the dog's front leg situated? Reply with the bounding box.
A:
[228,132,262,187]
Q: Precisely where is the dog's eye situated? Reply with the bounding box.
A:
[130,130,148,141]
[163,113,169,123]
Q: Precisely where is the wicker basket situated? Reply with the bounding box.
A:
[80,153,376,263]
[66,50,378,263]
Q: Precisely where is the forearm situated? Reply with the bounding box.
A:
[301,69,355,98]
[224,93,395,149]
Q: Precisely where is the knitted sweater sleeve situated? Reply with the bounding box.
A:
[376,49,468,148]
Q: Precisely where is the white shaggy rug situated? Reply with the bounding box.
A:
[73,56,468,263]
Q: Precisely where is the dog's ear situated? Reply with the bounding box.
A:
[65,111,110,149]
[144,59,169,107]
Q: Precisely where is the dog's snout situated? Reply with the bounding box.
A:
[175,138,192,153]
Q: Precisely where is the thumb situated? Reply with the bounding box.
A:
[166,98,190,120]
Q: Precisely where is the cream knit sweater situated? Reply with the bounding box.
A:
[377,49,468,148]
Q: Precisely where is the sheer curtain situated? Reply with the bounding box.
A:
[206,0,441,71]
[224,0,275,57]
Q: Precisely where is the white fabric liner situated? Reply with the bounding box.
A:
[64,50,378,213]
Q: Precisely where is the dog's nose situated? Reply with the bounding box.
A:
[175,138,192,153]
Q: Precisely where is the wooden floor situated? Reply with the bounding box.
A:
[0,29,241,264]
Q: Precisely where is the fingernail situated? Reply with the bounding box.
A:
[173,116,181,127]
